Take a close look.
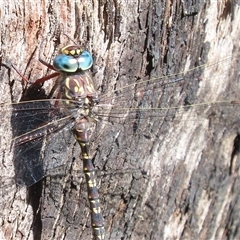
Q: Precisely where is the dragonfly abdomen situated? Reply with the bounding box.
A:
[73,117,105,240]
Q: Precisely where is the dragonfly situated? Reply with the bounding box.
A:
[8,45,106,240]
[0,45,239,240]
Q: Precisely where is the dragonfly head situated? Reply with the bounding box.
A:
[61,45,83,57]
[53,45,93,73]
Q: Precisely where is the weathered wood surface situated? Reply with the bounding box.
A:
[0,1,240,240]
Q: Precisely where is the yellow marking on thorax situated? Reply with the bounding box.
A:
[84,76,95,93]
[76,86,84,94]
[64,77,85,100]
[74,86,79,93]
[64,91,72,100]
[64,78,73,100]
[85,76,90,85]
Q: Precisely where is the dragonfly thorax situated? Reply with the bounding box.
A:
[71,97,99,120]
[60,72,98,101]
[58,72,99,120]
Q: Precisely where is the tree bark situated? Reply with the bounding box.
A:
[0,1,240,240]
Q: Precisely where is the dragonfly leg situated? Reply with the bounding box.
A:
[33,72,59,84]
[10,64,30,83]
[8,60,59,85]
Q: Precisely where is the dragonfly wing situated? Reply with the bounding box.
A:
[8,100,76,186]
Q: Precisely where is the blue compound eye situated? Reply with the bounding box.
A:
[78,51,93,70]
[53,54,78,72]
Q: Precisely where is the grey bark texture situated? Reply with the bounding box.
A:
[0,1,240,240]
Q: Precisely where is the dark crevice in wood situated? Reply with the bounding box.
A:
[27,181,43,240]
[230,134,240,175]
